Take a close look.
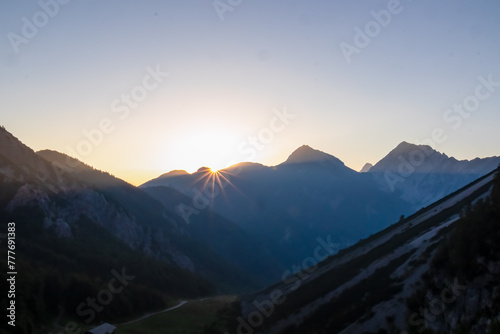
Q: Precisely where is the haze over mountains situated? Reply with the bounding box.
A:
[141,142,500,276]
[143,145,407,270]
[369,141,500,210]
[238,169,500,334]
[1,125,499,333]
[143,142,500,214]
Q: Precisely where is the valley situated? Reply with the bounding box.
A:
[1,126,499,333]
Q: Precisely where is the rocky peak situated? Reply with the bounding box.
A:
[282,145,345,167]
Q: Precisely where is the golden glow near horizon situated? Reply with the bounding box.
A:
[167,129,243,173]
[191,166,241,202]
[3,2,500,187]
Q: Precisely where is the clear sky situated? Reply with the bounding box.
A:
[1,0,500,185]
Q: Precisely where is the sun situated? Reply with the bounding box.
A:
[207,167,218,174]
[190,164,241,202]
[170,129,241,173]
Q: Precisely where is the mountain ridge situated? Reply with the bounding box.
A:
[368,141,500,209]
[141,145,413,274]
[280,144,347,168]
[146,141,499,184]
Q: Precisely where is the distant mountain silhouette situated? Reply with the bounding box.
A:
[368,141,500,209]
[142,145,412,270]
[360,162,373,173]
[281,145,346,168]
[142,143,500,274]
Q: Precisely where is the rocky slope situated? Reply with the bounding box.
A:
[0,127,250,289]
[231,169,499,334]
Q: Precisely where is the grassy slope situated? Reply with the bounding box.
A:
[116,296,237,334]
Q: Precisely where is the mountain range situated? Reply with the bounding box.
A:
[369,141,500,209]
[1,125,499,333]
[141,142,500,282]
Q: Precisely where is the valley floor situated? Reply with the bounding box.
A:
[114,296,237,334]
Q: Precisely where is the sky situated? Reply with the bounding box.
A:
[1,0,500,185]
